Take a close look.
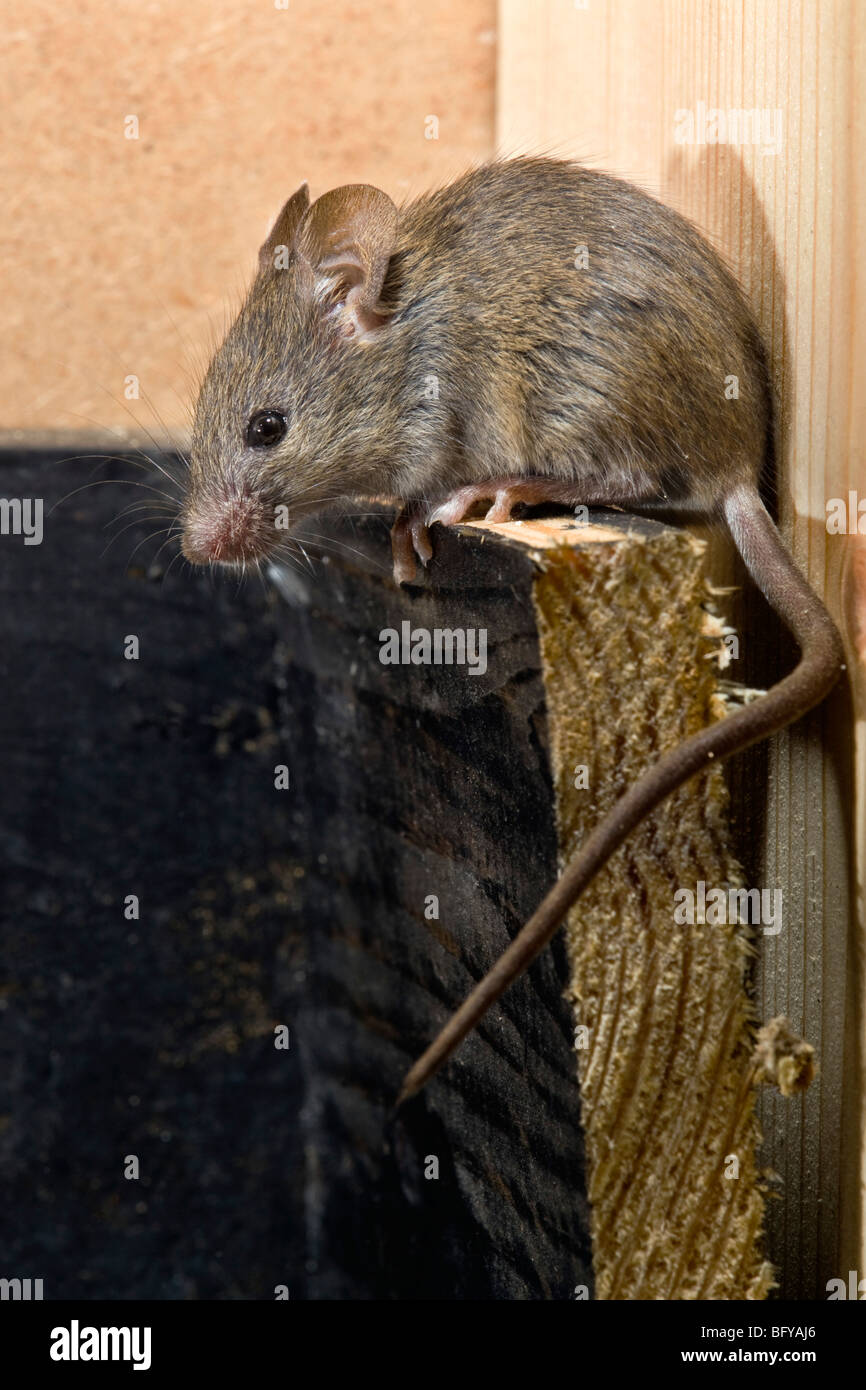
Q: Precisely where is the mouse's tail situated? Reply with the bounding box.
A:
[397,482,845,1105]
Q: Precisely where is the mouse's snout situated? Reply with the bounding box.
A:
[181,486,275,567]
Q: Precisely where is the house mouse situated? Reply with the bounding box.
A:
[180,157,845,1104]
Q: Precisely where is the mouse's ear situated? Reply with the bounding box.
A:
[258,183,311,273]
[295,184,398,338]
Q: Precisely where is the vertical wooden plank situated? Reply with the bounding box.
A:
[845,0,866,1285]
[497,0,862,1294]
[497,0,666,179]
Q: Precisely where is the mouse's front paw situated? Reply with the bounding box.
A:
[390,504,433,584]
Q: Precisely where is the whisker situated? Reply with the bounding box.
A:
[101,515,174,554]
[40,449,176,509]
[149,525,182,569]
[162,546,187,582]
[124,525,177,568]
[296,530,389,571]
[267,540,309,581]
[62,409,185,488]
[49,476,179,518]
[293,541,315,574]
[106,500,178,526]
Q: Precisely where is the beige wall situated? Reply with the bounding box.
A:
[498,0,866,1279]
[2,0,496,441]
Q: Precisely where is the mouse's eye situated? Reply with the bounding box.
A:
[246,410,287,448]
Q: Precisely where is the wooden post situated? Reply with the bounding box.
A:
[497,0,860,1298]
[3,452,823,1296]
[286,501,775,1298]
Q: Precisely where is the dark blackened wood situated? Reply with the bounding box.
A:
[272,508,600,1299]
[0,450,592,1300]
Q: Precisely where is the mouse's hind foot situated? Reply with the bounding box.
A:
[427,477,589,527]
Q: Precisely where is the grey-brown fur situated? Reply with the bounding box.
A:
[184,157,770,546]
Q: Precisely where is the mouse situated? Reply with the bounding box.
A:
[180,156,845,1105]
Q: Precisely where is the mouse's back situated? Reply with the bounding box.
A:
[387,158,772,509]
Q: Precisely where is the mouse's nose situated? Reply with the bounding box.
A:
[181,493,272,565]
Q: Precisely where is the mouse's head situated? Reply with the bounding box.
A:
[181,181,400,567]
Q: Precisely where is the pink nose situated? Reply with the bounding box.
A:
[182,494,270,565]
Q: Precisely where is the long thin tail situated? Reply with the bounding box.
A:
[397,484,844,1104]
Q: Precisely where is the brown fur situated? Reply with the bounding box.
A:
[182,157,771,562]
